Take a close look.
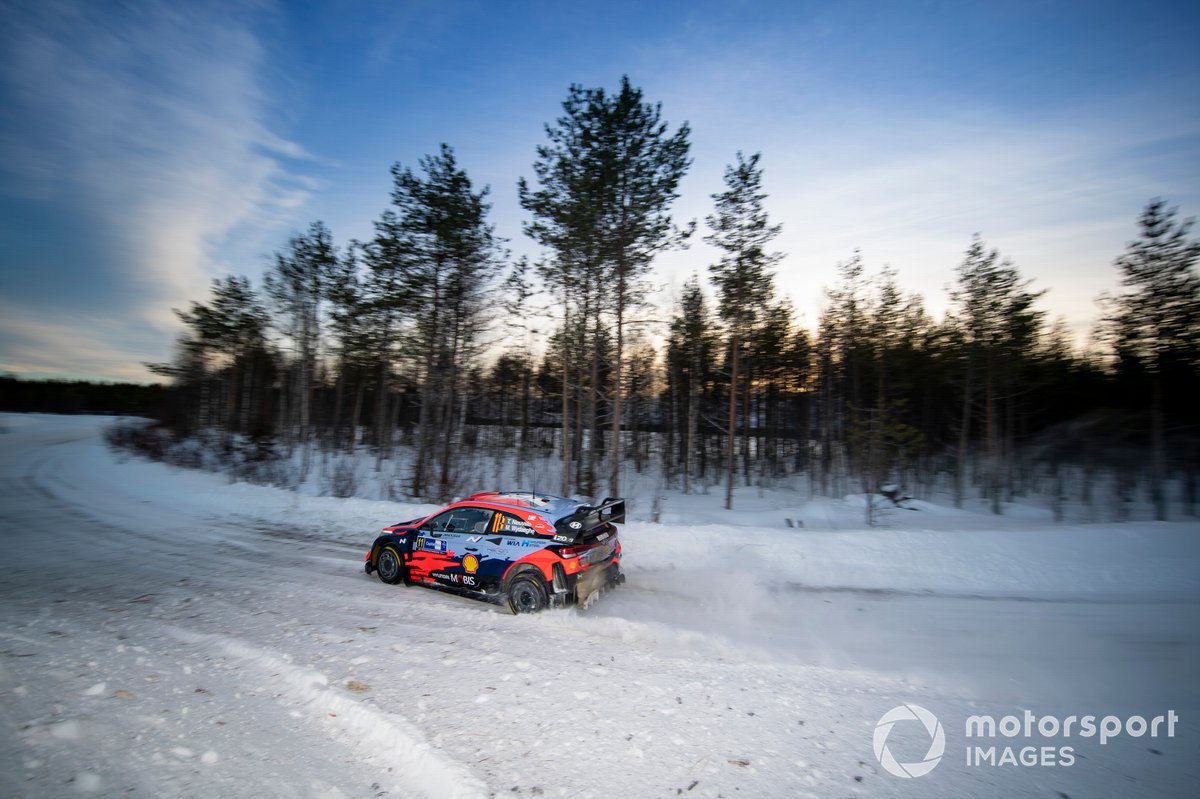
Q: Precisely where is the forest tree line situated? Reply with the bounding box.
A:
[126,77,1198,518]
[0,376,165,416]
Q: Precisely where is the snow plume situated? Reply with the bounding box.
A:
[0,0,314,378]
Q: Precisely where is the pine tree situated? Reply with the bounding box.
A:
[666,275,715,492]
[522,76,691,498]
[325,244,375,451]
[705,152,782,509]
[265,221,336,478]
[595,78,693,497]
[949,235,1044,513]
[357,208,415,469]
[501,257,539,486]
[856,267,926,524]
[818,252,869,498]
[1102,199,1200,519]
[171,276,272,437]
[390,144,503,501]
[747,299,799,481]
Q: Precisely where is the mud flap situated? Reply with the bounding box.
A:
[550,564,572,608]
[575,563,623,609]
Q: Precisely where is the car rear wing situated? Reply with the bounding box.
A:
[552,497,626,542]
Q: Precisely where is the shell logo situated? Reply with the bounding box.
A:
[462,554,480,574]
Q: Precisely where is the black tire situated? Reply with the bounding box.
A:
[375,545,405,585]
[506,572,548,614]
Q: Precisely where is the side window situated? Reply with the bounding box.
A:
[492,512,538,537]
[423,508,494,534]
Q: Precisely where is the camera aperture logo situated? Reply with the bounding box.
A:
[873,704,946,778]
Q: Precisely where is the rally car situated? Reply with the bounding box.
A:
[363,491,625,613]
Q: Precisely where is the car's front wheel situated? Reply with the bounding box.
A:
[506,572,548,614]
[375,545,405,585]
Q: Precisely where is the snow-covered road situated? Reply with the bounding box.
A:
[1,415,1197,798]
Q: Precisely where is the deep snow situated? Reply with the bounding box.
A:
[1,414,1197,798]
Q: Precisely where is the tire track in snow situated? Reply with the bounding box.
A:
[170,628,488,799]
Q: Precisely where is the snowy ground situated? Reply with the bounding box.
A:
[1,413,1197,798]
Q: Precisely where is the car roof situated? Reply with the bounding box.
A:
[461,491,583,523]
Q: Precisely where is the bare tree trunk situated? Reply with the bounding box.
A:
[955,365,972,508]
[239,361,253,434]
[587,317,600,498]
[609,296,624,498]
[299,363,312,480]
[864,405,878,527]
[574,366,585,491]
[331,368,345,451]
[560,312,571,496]
[725,335,739,510]
[1151,376,1167,520]
[350,373,365,450]
[437,331,462,503]
[664,365,678,489]
[686,348,700,494]
[631,382,643,474]
[986,373,1001,515]
[276,372,289,452]
[374,360,388,473]
[742,364,752,487]
[412,339,437,496]
[516,355,530,487]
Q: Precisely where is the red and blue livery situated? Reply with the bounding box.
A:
[363,491,625,613]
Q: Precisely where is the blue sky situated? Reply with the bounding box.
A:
[1,0,1197,381]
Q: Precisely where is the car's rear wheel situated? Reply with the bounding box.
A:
[376,545,404,585]
[507,572,548,614]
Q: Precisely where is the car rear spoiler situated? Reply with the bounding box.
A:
[553,497,626,542]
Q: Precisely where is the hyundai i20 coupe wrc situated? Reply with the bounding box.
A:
[363,492,625,613]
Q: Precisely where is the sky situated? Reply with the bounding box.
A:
[0,0,1197,383]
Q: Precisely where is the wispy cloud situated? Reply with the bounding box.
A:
[769,107,1198,335]
[0,0,313,378]
[0,299,165,382]
[646,47,1200,340]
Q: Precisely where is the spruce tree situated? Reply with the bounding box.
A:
[949,235,1043,513]
[705,152,782,509]
[173,276,272,436]
[1102,199,1200,519]
[357,208,416,469]
[390,144,503,501]
[265,221,336,477]
[667,275,715,493]
[325,244,375,450]
[522,76,691,497]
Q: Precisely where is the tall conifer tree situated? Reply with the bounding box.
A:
[522,76,691,497]
[1102,200,1200,519]
[705,152,782,510]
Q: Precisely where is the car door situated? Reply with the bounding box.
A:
[415,506,493,590]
